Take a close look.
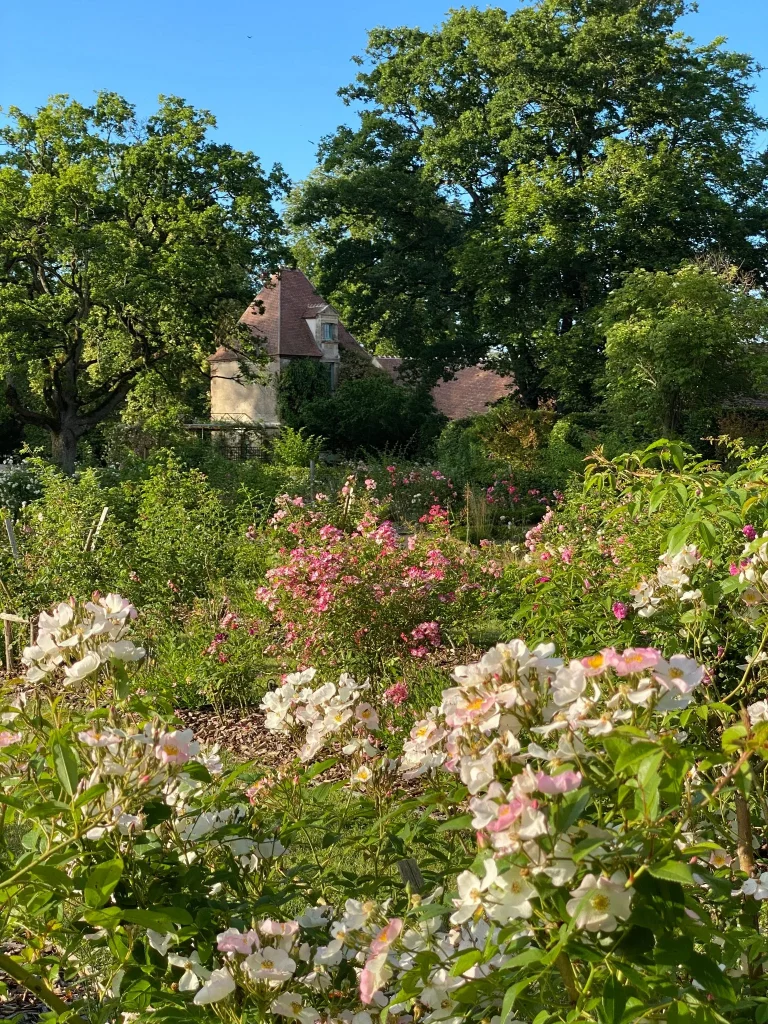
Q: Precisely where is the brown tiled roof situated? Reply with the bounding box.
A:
[209,269,366,363]
[374,356,404,380]
[373,357,514,420]
[432,366,514,419]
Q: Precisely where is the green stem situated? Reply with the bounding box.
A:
[555,951,579,1003]
[0,950,86,1021]
[722,620,768,703]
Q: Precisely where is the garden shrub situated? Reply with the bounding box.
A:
[602,261,768,442]
[1,461,131,615]
[270,427,326,468]
[126,454,235,612]
[300,374,444,455]
[0,457,43,516]
[253,489,503,674]
[6,579,768,1023]
[498,439,768,671]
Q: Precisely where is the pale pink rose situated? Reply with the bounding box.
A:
[369,917,402,955]
[535,770,582,795]
[216,927,259,954]
[613,647,660,676]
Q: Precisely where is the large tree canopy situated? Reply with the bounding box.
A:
[289,0,768,407]
[0,93,287,472]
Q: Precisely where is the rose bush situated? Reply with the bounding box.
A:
[253,490,504,673]
[4,581,768,1023]
[499,440,768,670]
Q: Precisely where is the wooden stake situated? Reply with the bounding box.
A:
[3,619,12,674]
[0,614,27,676]
[397,858,424,893]
[84,506,109,552]
[3,518,19,562]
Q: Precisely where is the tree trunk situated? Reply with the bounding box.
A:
[50,424,79,476]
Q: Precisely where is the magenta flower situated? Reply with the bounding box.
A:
[743,524,757,541]
[384,681,409,706]
[612,601,628,620]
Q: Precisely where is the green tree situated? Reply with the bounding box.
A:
[602,261,768,439]
[299,373,444,454]
[0,93,287,473]
[290,0,768,406]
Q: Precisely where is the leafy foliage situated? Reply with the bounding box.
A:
[0,93,287,471]
[602,262,768,441]
[290,0,768,407]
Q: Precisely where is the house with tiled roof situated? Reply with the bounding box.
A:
[373,357,514,421]
[209,268,368,428]
[209,268,514,428]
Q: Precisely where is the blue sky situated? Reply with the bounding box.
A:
[2,0,766,183]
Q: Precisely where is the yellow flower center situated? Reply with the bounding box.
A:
[591,894,611,912]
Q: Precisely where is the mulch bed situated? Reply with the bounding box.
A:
[176,705,286,765]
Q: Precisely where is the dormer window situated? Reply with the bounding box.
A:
[322,322,337,342]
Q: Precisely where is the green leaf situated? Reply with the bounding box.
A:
[666,1003,693,1023]
[669,444,685,473]
[74,783,109,808]
[614,741,661,774]
[181,760,212,784]
[81,906,123,928]
[653,934,693,966]
[500,978,533,1024]
[571,837,607,863]
[302,757,337,781]
[506,948,545,967]
[436,814,473,833]
[721,725,747,751]
[84,858,123,908]
[449,949,483,976]
[123,906,192,928]
[633,752,663,823]
[601,974,629,1024]
[666,522,693,555]
[553,786,591,833]
[52,740,79,797]
[121,908,178,932]
[698,519,717,552]
[29,864,73,890]
[687,951,735,1002]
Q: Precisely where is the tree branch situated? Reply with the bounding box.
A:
[4,378,58,430]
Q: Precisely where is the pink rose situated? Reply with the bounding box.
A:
[535,770,582,795]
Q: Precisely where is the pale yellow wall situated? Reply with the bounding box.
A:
[210,359,280,425]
